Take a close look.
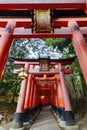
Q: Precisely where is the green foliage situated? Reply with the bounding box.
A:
[45,38,75,56]
[72,58,82,75]
[0,58,21,103]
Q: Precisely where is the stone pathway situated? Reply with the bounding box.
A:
[30,106,60,130]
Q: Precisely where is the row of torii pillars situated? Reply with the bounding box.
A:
[11,59,75,130]
[0,19,87,130]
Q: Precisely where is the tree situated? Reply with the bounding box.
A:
[45,38,75,58]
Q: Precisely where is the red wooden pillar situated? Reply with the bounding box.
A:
[50,85,53,104]
[0,54,8,79]
[11,63,28,130]
[30,83,37,116]
[32,84,36,108]
[24,65,33,122]
[32,84,40,116]
[36,85,40,107]
[85,0,87,14]
[28,75,35,117]
[56,73,65,121]
[29,75,35,109]
[55,65,65,120]
[53,83,61,115]
[35,85,38,107]
[51,84,57,112]
[33,85,37,107]
[0,21,16,79]
[53,84,56,107]
[58,80,65,120]
[59,63,75,125]
[52,85,56,106]
[51,85,54,105]
[68,20,87,85]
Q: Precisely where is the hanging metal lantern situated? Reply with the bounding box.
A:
[18,68,28,80]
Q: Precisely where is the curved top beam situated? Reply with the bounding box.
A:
[0,0,85,9]
[10,56,76,65]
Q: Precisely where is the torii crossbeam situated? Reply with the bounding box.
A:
[0,0,86,9]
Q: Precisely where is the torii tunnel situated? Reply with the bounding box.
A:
[0,0,87,130]
[12,57,75,129]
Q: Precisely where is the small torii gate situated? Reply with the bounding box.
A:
[0,0,87,130]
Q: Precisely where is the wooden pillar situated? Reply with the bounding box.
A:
[51,85,54,105]
[52,85,56,106]
[54,84,58,107]
[29,75,35,109]
[11,63,28,129]
[32,84,36,108]
[35,85,38,107]
[68,20,87,85]
[34,85,37,107]
[56,74,65,120]
[24,65,34,109]
[85,0,87,14]
[59,63,75,125]
[0,54,8,79]
[55,65,65,120]
[51,85,57,112]
[36,85,40,107]
[23,65,34,123]
[0,21,16,79]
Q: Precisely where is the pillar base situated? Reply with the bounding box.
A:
[58,108,65,121]
[10,113,24,129]
[52,105,56,112]
[23,121,31,129]
[23,121,30,126]
[57,118,61,123]
[59,120,66,128]
[29,119,34,124]
[64,125,79,130]
[24,108,31,122]
[65,111,75,125]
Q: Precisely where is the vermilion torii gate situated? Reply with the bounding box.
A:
[0,0,87,130]
[0,0,87,83]
[12,57,75,129]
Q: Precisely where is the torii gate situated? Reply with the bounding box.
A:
[0,0,87,130]
[0,0,87,84]
[12,57,75,129]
